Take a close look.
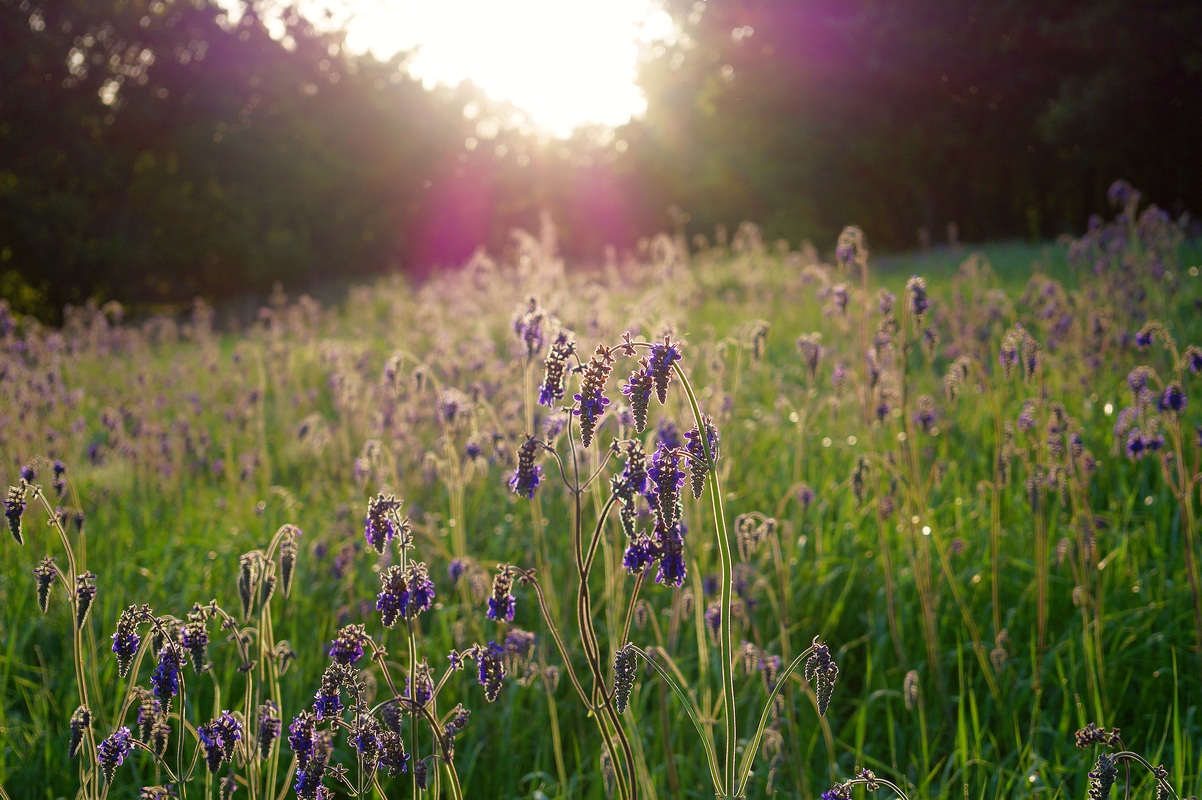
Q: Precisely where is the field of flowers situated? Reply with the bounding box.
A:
[1,184,1200,800]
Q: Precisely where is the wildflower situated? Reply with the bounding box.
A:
[1135,327,1155,351]
[182,604,210,672]
[5,484,27,545]
[508,436,543,499]
[906,275,929,319]
[1107,179,1135,208]
[151,641,185,700]
[648,442,685,532]
[1126,429,1146,460]
[487,566,516,622]
[236,552,262,621]
[442,704,470,760]
[622,534,655,573]
[257,701,281,759]
[1087,752,1118,800]
[288,711,318,768]
[97,727,133,783]
[406,659,434,707]
[377,566,408,628]
[1159,382,1187,414]
[404,562,435,617]
[33,556,56,613]
[75,572,97,630]
[835,225,866,271]
[647,337,682,404]
[279,527,299,598]
[68,706,91,759]
[831,362,848,396]
[350,715,384,769]
[805,637,839,716]
[620,359,654,433]
[364,493,408,554]
[538,331,577,407]
[655,520,687,587]
[832,284,849,316]
[574,345,616,448]
[380,729,409,776]
[313,664,346,720]
[684,416,718,499]
[512,296,548,360]
[477,641,507,702]
[1075,722,1122,749]
[796,333,823,381]
[612,644,637,713]
[112,605,144,678]
[329,624,368,666]
[914,394,937,432]
[198,711,242,774]
[1184,345,1202,374]
[851,457,868,507]
[797,483,815,509]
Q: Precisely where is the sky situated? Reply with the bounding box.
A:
[254,0,675,137]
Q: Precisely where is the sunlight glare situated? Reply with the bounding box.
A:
[330,0,673,137]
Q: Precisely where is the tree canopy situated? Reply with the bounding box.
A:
[2,0,1199,319]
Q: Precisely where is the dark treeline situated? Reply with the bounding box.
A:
[2,0,1200,319]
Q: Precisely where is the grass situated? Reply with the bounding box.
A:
[0,200,1200,799]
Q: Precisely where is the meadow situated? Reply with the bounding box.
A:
[1,185,1200,800]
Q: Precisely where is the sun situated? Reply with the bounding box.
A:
[322,0,672,137]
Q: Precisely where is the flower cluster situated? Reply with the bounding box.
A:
[376,561,436,627]
[364,492,410,554]
[804,637,839,716]
[508,436,543,499]
[197,711,242,774]
[328,623,369,666]
[111,604,145,678]
[574,345,616,448]
[538,330,577,406]
[97,726,133,784]
[4,483,27,545]
[612,644,637,713]
[620,358,654,433]
[487,566,516,622]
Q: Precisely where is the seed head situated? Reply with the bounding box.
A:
[647,337,682,404]
[5,484,27,545]
[68,706,91,759]
[804,637,839,716]
[112,605,145,678]
[574,345,616,448]
[1087,752,1118,800]
[487,566,516,622]
[33,556,57,613]
[620,359,654,433]
[75,572,97,630]
[508,436,543,499]
[612,644,637,713]
[279,527,299,598]
[97,727,133,784]
[538,331,577,407]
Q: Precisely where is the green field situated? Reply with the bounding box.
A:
[2,206,1201,799]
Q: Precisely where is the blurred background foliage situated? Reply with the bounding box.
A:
[2,0,1200,320]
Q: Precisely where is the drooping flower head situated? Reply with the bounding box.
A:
[538,330,577,407]
[5,484,27,545]
[33,556,57,613]
[476,641,507,702]
[574,345,616,447]
[328,623,369,666]
[364,493,409,554]
[97,727,133,784]
[150,641,185,700]
[508,436,543,499]
[620,358,654,433]
[487,566,516,622]
[684,416,719,500]
[647,337,682,404]
[111,604,145,678]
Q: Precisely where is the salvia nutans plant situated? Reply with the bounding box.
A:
[1,182,1200,799]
